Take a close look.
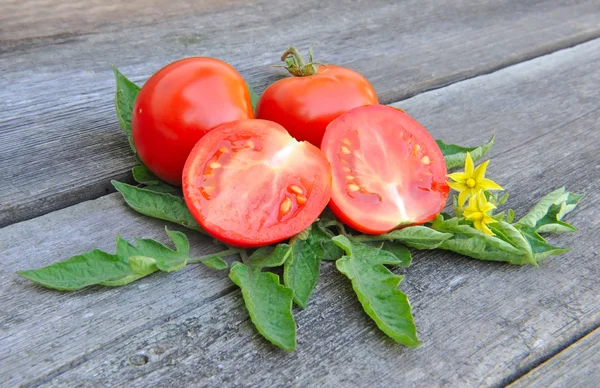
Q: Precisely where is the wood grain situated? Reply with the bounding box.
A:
[508,328,600,388]
[1,38,599,387]
[2,0,600,226]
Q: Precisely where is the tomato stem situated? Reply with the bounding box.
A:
[281,46,319,77]
[187,247,243,264]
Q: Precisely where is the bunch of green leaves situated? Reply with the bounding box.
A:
[17,69,581,352]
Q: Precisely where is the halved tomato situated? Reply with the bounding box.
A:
[183,119,332,248]
[321,105,449,234]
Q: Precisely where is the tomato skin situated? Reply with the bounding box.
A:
[255,65,378,147]
[132,57,254,185]
[182,119,332,248]
[321,105,449,234]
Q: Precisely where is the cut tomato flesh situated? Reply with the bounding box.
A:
[322,105,449,234]
[183,119,332,248]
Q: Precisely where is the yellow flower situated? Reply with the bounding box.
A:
[448,152,503,206]
[463,192,497,235]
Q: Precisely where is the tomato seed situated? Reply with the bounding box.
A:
[345,175,355,180]
[290,185,303,194]
[340,146,351,154]
[247,140,255,148]
[421,156,431,165]
[218,146,229,153]
[342,166,351,172]
[296,195,307,205]
[342,138,351,146]
[348,183,360,192]
[280,197,292,215]
[209,162,222,169]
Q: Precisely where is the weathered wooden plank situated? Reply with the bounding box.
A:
[2,0,600,226]
[2,38,599,387]
[508,327,600,388]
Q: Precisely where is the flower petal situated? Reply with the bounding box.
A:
[473,160,490,181]
[480,201,497,213]
[447,172,468,182]
[481,223,495,236]
[464,152,474,176]
[478,178,504,191]
[458,189,471,207]
[473,219,483,231]
[449,181,468,193]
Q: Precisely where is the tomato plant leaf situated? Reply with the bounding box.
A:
[380,242,412,267]
[18,229,195,290]
[247,82,259,112]
[17,250,133,291]
[229,262,296,352]
[518,227,570,263]
[247,244,292,268]
[355,226,453,249]
[113,67,140,154]
[200,255,229,270]
[112,180,204,233]
[437,135,495,169]
[514,187,582,233]
[283,224,343,307]
[332,236,421,347]
[116,228,188,272]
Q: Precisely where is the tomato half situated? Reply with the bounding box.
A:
[183,119,332,248]
[256,64,378,147]
[132,57,254,185]
[321,105,449,234]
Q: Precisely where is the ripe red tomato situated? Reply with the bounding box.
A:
[321,105,449,234]
[255,48,377,147]
[182,119,332,248]
[132,57,254,185]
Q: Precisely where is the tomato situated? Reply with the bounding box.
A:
[255,48,377,147]
[132,57,254,185]
[182,119,332,248]
[321,105,449,234]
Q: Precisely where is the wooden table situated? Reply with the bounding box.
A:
[2,1,599,386]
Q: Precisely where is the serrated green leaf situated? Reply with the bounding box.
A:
[112,180,203,233]
[132,165,160,185]
[489,221,535,266]
[332,236,420,347]
[165,227,190,255]
[113,67,140,154]
[18,250,133,291]
[507,209,515,223]
[116,233,187,272]
[437,135,495,169]
[357,226,453,249]
[200,255,229,270]
[128,256,159,275]
[283,224,343,307]
[247,244,292,268]
[515,188,581,234]
[380,242,412,267]
[247,82,260,112]
[229,263,296,351]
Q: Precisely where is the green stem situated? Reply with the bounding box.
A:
[281,46,319,76]
[187,248,242,264]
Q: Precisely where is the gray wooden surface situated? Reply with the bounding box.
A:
[509,328,600,388]
[2,34,599,386]
[2,0,600,226]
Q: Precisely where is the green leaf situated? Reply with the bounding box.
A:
[519,227,570,263]
[200,255,229,270]
[489,221,535,266]
[437,135,495,169]
[18,250,133,291]
[132,165,181,195]
[380,242,412,267]
[229,262,296,351]
[507,209,515,223]
[247,82,260,112]
[113,67,140,154]
[356,226,453,249]
[128,256,159,275]
[332,236,420,347]
[247,244,292,268]
[112,180,203,233]
[116,231,187,272]
[515,188,582,234]
[283,224,343,307]
[165,227,190,255]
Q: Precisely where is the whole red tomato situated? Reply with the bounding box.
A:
[132,57,254,185]
[255,47,377,147]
